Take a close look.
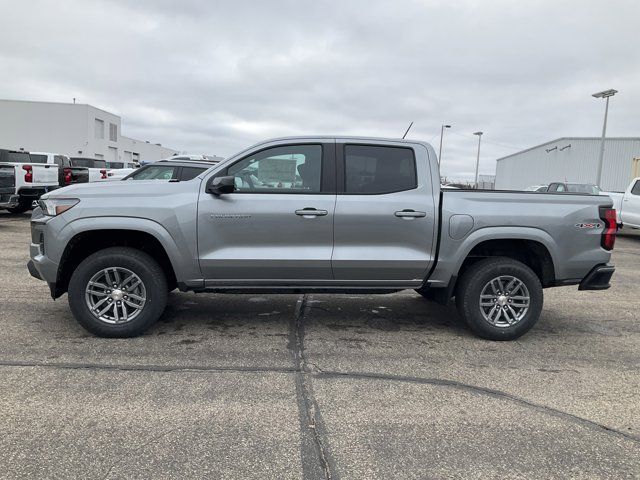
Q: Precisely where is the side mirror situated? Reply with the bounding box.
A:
[207,175,236,195]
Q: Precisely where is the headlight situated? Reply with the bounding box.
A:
[39,198,80,216]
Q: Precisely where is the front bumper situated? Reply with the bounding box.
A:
[578,264,615,291]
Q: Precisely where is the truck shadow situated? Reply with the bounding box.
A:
[157,291,468,340]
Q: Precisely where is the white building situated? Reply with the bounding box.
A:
[0,99,178,163]
[495,137,640,192]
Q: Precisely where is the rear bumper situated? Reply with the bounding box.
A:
[0,193,20,209]
[578,264,615,291]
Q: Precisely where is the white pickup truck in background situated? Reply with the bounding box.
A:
[70,157,108,182]
[0,149,59,213]
[607,177,640,229]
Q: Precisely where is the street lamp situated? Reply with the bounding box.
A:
[592,89,617,188]
[438,124,451,166]
[473,131,483,188]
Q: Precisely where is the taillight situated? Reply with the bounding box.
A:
[63,167,72,185]
[100,169,107,179]
[22,164,33,183]
[599,207,617,251]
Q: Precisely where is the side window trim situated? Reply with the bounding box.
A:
[336,143,418,195]
[219,142,336,194]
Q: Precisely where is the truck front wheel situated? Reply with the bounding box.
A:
[455,257,543,340]
[68,247,168,337]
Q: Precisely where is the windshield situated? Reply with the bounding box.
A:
[126,165,178,180]
[567,184,600,194]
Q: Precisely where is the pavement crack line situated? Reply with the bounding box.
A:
[1,360,637,446]
[290,294,338,480]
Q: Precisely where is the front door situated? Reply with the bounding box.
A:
[332,142,437,282]
[197,142,336,284]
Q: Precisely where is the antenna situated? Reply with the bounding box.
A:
[402,122,414,139]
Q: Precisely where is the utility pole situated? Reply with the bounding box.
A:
[592,89,617,188]
[438,124,451,166]
[473,131,483,188]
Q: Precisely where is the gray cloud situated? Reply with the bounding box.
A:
[1,0,639,179]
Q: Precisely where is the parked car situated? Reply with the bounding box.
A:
[524,184,548,192]
[101,161,139,181]
[121,160,211,181]
[605,177,640,229]
[545,182,601,194]
[0,149,59,213]
[69,157,108,182]
[29,136,616,340]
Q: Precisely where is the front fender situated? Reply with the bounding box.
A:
[52,216,202,285]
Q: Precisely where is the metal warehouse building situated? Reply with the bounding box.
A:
[495,137,640,192]
[0,99,177,163]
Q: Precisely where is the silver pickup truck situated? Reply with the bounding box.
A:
[27,136,617,340]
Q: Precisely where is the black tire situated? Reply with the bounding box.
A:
[455,257,543,341]
[68,247,168,337]
[6,203,30,214]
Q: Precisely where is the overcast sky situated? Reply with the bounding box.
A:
[1,0,639,180]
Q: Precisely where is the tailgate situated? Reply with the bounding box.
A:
[0,165,16,203]
[31,164,59,185]
[0,165,15,189]
[68,167,89,184]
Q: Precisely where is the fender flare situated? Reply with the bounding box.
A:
[451,226,560,278]
[58,216,192,282]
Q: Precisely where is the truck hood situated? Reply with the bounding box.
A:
[42,180,179,200]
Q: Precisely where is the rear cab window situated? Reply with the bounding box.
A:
[71,158,107,169]
[343,144,417,194]
[5,152,34,163]
[29,154,48,164]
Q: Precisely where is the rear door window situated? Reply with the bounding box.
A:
[343,145,417,194]
[631,181,640,196]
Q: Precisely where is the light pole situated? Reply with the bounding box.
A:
[438,124,451,166]
[592,89,617,188]
[473,131,483,188]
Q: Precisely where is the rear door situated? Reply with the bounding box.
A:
[197,141,336,283]
[622,179,640,226]
[332,142,437,282]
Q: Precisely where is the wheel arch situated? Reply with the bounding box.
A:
[53,220,186,298]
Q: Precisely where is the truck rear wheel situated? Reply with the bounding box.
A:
[68,247,168,337]
[455,257,543,340]
[6,202,30,214]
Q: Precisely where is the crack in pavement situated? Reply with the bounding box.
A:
[289,294,337,480]
[0,359,637,445]
[1,349,638,448]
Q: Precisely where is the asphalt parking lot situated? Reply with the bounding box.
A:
[0,210,638,479]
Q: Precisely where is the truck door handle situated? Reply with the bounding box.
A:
[295,208,328,217]
[395,209,426,218]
